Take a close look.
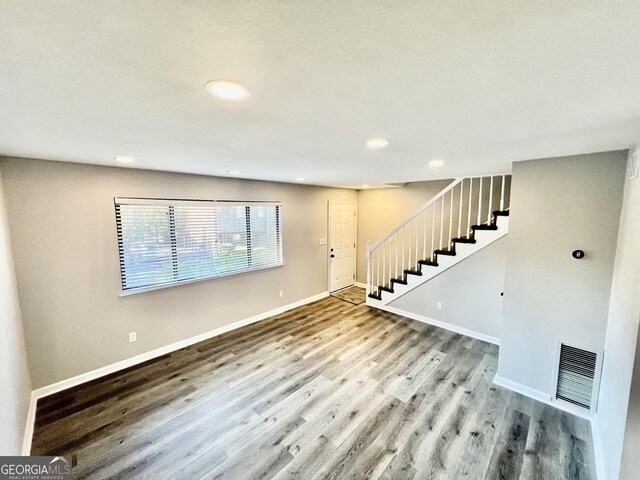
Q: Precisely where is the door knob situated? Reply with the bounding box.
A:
[330,254,335,258]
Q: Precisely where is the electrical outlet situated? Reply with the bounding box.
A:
[436,302,443,311]
[279,290,284,298]
[129,332,137,343]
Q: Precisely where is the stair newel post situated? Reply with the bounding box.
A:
[439,195,444,250]
[366,241,372,296]
[500,174,506,211]
[415,216,419,268]
[395,232,398,280]
[388,239,392,287]
[376,247,380,294]
[431,204,435,261]
[488,176,494,224]
[449,189,453,247]
[412,220,416,268]
[468,178,473,236]
[458,180,463,239]
[383,242,386,288]
[382,239,391,287]
[402,226,405,273]
[387,241,390,287]
[423,208,427,260]
[408,221,412,271]
[478,176,483,225]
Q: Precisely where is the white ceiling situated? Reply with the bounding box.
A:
[1,1,639,188]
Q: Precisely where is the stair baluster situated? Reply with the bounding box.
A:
[366,174,512,303]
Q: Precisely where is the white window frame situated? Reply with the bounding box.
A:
[114,197,283,295]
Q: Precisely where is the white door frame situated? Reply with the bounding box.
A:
[327,201,357,293]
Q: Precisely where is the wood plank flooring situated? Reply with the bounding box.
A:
[32,296,595,479]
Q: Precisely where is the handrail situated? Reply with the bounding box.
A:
[368,178,462,252]
[366,172,512,297]
[460,172,511,179]
[367,172,511,254]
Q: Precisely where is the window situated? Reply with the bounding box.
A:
[115,198,282,293]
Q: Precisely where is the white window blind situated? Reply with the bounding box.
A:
[115,198,282,293]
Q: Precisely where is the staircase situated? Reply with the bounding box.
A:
[366,174,511,306]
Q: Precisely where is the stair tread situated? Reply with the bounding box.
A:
[367,191,510,302]
[471,224,498,231]
[434,248,456,256]
[452,236,476,244]
[404,269,422,276]
[418,259,439,267]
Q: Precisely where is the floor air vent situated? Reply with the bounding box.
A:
[555,343,599,411]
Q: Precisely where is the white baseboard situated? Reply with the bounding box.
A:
[493,375,550,404]
[354,282,367,289]
[377,305,500,346]
[22,291,329,454]
[21,391,37,455]
[492,375,593,421]
[591,417,607,480]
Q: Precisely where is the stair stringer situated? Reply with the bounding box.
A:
[366,215,509,307]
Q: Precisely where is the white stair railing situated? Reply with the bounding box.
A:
[366,174,511,298]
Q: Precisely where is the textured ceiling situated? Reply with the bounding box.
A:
[1,1,639,188]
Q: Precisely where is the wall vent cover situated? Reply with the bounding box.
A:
[555,344,598,410]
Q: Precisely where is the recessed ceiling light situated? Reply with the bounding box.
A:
[366,139,390,150]
[361,184,370,189]
[114,156,135,164]
[227,170,240,175]
[429,159,446,168]
[206,80,251,101]
[296,177,305,182]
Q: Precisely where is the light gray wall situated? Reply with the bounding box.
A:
[0,170,32,455]
[594,148,640,480]
[498,151,627,396]
[356,180,453,284]
[0,158,356,389]
[621,325,640,480]
[389,236,506,341]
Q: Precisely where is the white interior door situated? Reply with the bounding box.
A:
[329,202,356,292]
